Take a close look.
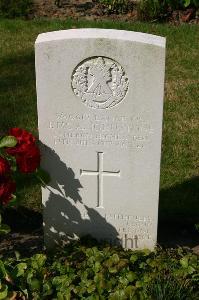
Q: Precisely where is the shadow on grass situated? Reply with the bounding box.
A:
[157,176,199,247]
[159,176,199,223]
[0,51,35,92]
[0,51,36,133]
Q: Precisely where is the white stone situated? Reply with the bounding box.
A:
[35,29,166,250]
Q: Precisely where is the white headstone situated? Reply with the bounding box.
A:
[35,29,166,250]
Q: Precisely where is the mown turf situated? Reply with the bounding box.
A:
[0,18,198,222]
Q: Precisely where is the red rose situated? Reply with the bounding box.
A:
[0,157,11,176]
[5,128,41,173]
[6,128,36,156]
[16,144,40,173]
[9,128,36,144]
[0,177,16,206]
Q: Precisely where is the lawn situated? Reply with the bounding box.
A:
[0,18,198,224]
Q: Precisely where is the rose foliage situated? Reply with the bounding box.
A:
[0,128,48,233]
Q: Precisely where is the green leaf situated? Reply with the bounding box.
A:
[26,270,34,285]
[6,195,17,208]
[117,259,128,269]
[109,289,126,300]
[87,284,95,293]
[195,223,199,232]
[184,0,191,7]
[0,261,7,278]
[111,253,120,264]
[36,168,51,186]
[119,276,129,286]
[130,254,138,263]
[6,155,17,172]
[0,224,10,235]
[108,267,117,273]
[14,251,20,260]
[20,288,28,298]
[187,265,195,274]
[31,254,47,270]
[0,284,8,299]
[52,275,72,289]
[57,291,71,300]
[139,262,147,269]
[180,257,189,268]
[0,136,17,148]
[136,280,144,288]
[13,263,27,277]
[94,261,101,273]
[43,282,53,296]
[142,248,151,256]
[126,271,137,282]
[124,285,137,297]
[29,278,41,291]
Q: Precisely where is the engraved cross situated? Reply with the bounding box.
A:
[80,152,120,208]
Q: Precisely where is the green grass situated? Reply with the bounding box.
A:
[0,18,198,222]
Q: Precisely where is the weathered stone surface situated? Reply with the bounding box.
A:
[35,29,166,249]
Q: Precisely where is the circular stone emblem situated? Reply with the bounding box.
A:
[71,56,129,109]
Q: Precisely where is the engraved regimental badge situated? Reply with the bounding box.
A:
[71,56,129,109]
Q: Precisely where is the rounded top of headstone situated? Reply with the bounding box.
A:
[35,29,166,48]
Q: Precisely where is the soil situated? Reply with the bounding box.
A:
[0,208,43,258]
[30,0,199,24]
[31,0,136,21]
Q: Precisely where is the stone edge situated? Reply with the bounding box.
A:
[35,28,166,48]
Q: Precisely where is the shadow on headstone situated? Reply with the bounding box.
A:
[40,143,119,248]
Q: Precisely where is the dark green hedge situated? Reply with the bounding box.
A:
[137,0,199,21]
[0,0,33,18]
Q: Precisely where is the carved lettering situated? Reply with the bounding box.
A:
[50,112,153,150]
